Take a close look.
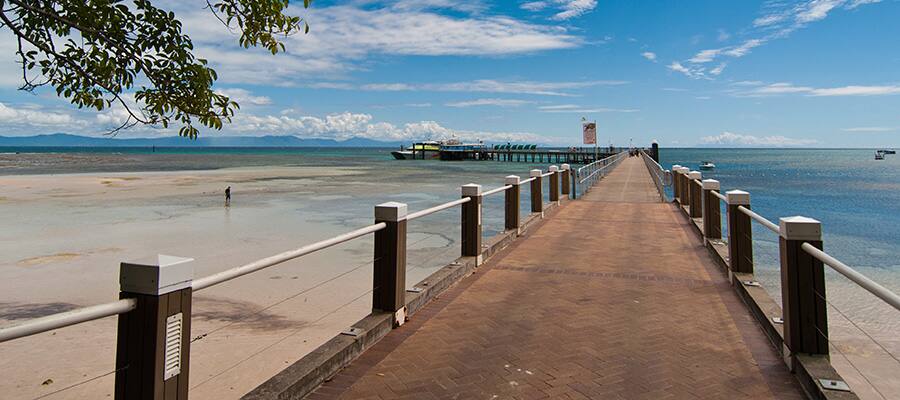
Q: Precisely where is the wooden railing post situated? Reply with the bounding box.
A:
[461,184,483,265]
[116,255,194,400]
[560,164,571,197]
[671,165,683,203]
[530,169,543,216]
[373,202,408,326]
[701,179,722,240]
[726,190,753,274]
[688,171,702,218]
[504,176,521,234]
[779,216,827,363]
[548,165,560,204]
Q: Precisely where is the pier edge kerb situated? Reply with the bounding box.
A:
[375,202,408,222]
[779,216,821,240]
[725,190,750,205]
[701,179,720,190]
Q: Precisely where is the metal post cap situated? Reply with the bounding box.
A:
[688,171,702,180]
[561,164,570,170]
[779,216,822,240]
[505,175,521,185]
[725,190,750,205]
[375,201,408,222]
[549,165,559,172]
[701,179,720,190]
[461,183,482,196]
[530,169,542,177]
[120,255,194,295]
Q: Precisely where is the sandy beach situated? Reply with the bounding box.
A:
[0,164,512,399]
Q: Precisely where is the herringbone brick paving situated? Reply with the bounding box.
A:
[310,157,804,399]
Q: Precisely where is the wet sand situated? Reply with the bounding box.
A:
[0,165,491,399]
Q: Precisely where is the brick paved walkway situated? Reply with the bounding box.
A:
[310,157,804,399]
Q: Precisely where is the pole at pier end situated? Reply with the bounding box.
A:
[373,202,408,326]
[530,169,543,216]
[779,216,828,367]
[461,184,483,265]
[116,255,194,400]
[504,176,521,234]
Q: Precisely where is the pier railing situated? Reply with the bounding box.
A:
[0,155,621,399]
[639,150,671,201]
[667,162,900,398]
[572,151,628,198]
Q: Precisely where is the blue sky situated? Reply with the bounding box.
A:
[1,0,899,147]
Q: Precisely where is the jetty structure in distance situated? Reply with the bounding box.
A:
[1,144,898,400]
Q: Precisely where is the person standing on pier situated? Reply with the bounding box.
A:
[225,186,232,207]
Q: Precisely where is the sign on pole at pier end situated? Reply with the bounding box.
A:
[583,122,596,144]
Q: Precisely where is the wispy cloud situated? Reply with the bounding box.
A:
[314,79,627,96]
[445,98,533,107]
[537,104,639,113]
[215,88,272,106]
[672,0,884,79]
[842,126,896,132]
[520,0,598,20]
[641,52,657,62]
[699,131,817,147]
[735,82,900,97]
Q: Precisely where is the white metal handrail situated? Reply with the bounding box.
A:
[711,190,727,201]
[520,176,537,184]
[193,223,387,291]
[0,299,136,343]
[406,197,470,221]
[801,243,900,312]
[737,205,779,234]
[483,185,512,197]
[541,172,553,178]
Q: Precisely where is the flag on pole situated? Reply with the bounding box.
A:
[582,122,596,145]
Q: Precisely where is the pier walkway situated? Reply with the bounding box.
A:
[309,157,804,399]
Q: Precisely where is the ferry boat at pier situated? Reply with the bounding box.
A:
[391,141,442,160]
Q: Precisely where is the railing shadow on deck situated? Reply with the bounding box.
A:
[649,149,900,400]
[0,152,630,400]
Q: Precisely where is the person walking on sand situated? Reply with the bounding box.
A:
[225,186,231,207]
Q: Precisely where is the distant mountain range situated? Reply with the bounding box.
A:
[0,133,405,147]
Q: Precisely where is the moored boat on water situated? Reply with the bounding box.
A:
[699,161,716,170]
[875,150,885,160]
[391,141,442,160]
[879,149,896,154]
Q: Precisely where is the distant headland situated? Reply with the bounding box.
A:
[0,133,404,147]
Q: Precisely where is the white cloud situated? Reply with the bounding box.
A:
[537,104,639,113]
[667,62,704,79]
[170,3,584,85]
[520,1,548,11]
[709,63,727,76]
[641,52,657,62]
[673,0,884,78]
[520,0,597,20]
[349,79,627,96]
[717,29,731,42]
[551,0,598,20]
[404,103,433,107]
[737,82,900,97]
[215,88,272,106]
[0,102,85,127]
[700,131,817,147]
[446,98,532,107]
[842,126,895,132]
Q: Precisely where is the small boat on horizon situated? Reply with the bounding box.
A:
[875,151,885,160]
[699,161,716,170]
[879,149,896,154]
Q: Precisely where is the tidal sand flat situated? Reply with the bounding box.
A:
[0,158,543,400]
